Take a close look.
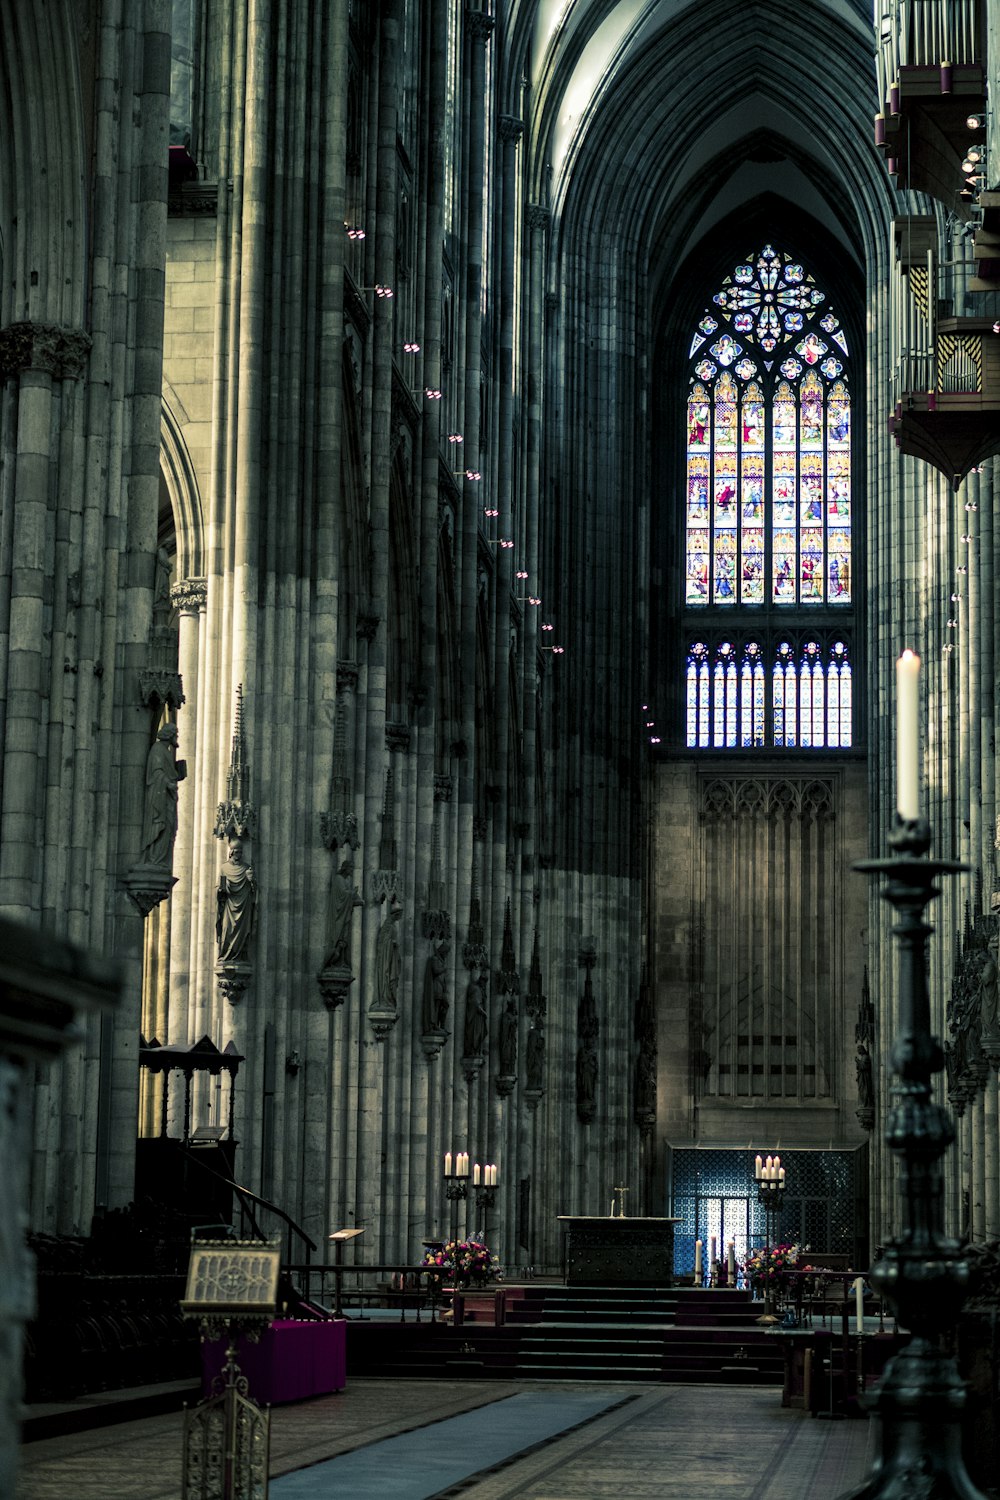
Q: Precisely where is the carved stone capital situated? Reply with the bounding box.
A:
[317,964,356,1012]
[0,322,92,381]
[216,961,252,1006]
[371,870,400,905]
[215,801,257,841]
[462,1052,485,1085]
[855,1105,875,1131]
[495,1073,517,1099]
[320,810,359,853]
[524,1086,545,1113]
[421,1027,449,1061]
[463,942,489,972]
[121,866,178,917]
[336,661,360,693]
[465,9,495,43]
[368,1005,399,1042]
[473,816,488,841]
[422,909,451,942]
[527,204,550,232]
[170,578,208,615]
[386,722,411,752]
[434,774,453,802]
[356,612,380,643]
[499,115,524,145]
[139,670,185,710]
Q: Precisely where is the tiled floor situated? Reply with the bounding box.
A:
[18,1378,879,1500]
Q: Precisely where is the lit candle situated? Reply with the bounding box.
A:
[444,1151,453,1177]
[755,1154,763,1180]
[727,1240,736,1277]
[779,1166,786,1184]
[854,1276,865,1334]
[694,1239,703,1276]
[896,649,921,821]
[458,1152,468,1177]
[766,1155,773,1176]
[473,1162,481,1186]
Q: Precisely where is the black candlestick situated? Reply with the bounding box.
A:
[839,816,985,1499]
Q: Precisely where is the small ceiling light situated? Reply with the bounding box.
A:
[527,596,541,605]
[425,387,443,399]
[464,469,481,481]
[947,618,958,629]
[649,735,660,743]
[541,623,554,632]
[499,539,514,549]
[448,432,464,443]
[951,592,962,602]
[403,341,421,353]
[375,284,393,298]
[968,114,985,130]
[967,146,983,162]
[646,721,655,728]
[960,533,972,543]
[956,564,968,574]
[484,507,498,518]
[515,570,528,579]
[962,158,976,174]
[965,501,978,511]
[345,223,366,239]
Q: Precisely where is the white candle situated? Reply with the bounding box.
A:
[727,1240,736,1277]
[493,1164,499,1186]
[444,1151,453,1176]
[694,1239,703,1274]
[755,1154,763,1180]
[779,1166,786,1184]
[709,1236,717,1264]
[854,1276,865,1334]
[896,649,921,821]
[473,1162,481,1186]
[458,1152,468,1177]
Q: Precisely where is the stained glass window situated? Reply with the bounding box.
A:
[681,246,854,751]
[684,246,852,611]
[686,638,853,750]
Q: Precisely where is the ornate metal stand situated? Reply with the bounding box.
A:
[840,817,986,1499]
[182,1325,270,1500]
[179,1239,280,1500]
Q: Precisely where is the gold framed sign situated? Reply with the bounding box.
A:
[180,1239,281,1319]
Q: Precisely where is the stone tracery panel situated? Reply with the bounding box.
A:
[697,775,839,1103]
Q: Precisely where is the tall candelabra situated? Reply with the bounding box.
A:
[840,816,985,1500]
[442,1151,498,1238]
[754,1153,786,1316]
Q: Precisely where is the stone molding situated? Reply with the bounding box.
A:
[0,322,92,381]
[499,115,524,145]
[527,204,550,232]
[336,661,360,693]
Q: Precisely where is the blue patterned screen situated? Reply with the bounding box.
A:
[670,1146,860,1281]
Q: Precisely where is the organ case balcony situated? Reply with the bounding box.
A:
[889,230,1000,486]
[874,0,986,208]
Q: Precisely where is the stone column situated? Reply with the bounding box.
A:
[984,1070,999,1239]
[0,918,120,1499]
[168,578,207,1045]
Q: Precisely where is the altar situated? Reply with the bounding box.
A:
[558,1216,679,1285]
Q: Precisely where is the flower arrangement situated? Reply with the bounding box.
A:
[743,1242,800,1296]
[421,1238,500,1285]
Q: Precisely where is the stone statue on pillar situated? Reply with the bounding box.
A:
[369,896,402,1040]
[323,858,363,971]
[141,722,186,868]
[216,839,256,964]
[123,721,186,915]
